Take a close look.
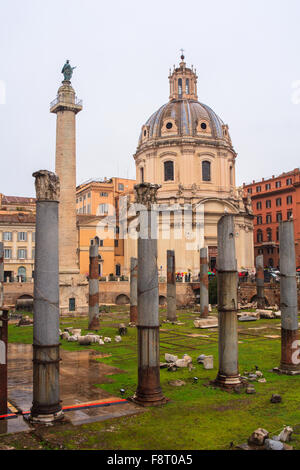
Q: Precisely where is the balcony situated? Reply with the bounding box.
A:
[50,95,83,108]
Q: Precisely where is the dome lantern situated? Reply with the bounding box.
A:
[168,53,198,101]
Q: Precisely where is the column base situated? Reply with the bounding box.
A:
[213,373,242,389]
[129,393,169,407]
[27,409,64,424]
[273,366,300,376]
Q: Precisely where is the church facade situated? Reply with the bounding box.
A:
[123,55,254,278]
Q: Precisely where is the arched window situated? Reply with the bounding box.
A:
[178,79,182,97]
[202,161,211,181]
[257,230,263,243]
[164,161,174,181]
[185,78,190,94]
[18,266,26,282]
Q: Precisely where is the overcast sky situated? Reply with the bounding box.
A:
[1,0,300,197]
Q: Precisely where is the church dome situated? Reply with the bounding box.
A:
[141,99,225,140]
[137,55,232,150]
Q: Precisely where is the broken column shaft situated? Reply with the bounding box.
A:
[130,257,138,323]
[256,254,265,309]
[167,250,177,321]
[30,170,63,423]
[279,220,300,374]
[200,247,209,318]
[132,183,167,406]
[215,215,241,388]
[88,238,100,330]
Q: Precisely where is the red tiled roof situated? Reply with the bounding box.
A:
[1,196,36,204]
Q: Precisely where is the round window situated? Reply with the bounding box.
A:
[201,122,207,130]
[166,122,173,129]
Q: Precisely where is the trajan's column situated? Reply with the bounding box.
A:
[50,60,88,315]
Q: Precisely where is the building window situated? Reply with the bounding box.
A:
[118,183,124,191]
[287,195,293,204]
[18,249,27,259]
[257,216,262,225]
[258,248,263,254]
[114,239,119,247]
[99,203,108,214]
[178,78,182,97]
[4,249,11,259]
[3,232,12,241]
[257,230,263,243]
[32,249,35,259]
[88,192,91,198]
[265,183,271,190]
[266,214,272,223]
[99,240,104,247]
[269,258,274,267]
[247,188,252,194]
[286,178,292,185]
[256,186,261,193]
[140,167,144,183]
[266,200,271,208]
[18,232,27,241]
[202,161,211,182]
[287,210,293,220]
[69,298,76,312]
[100,192,108,197]
[275,181,281,188]
[267,228,272,242]
[185,78,190,94]
[276,212,282,222]
[164,161,174,181]
[115,264,121,276]
[256,201,262,210]
[116,226,120,234]
[32,232,35,242]
[276,198,282,207]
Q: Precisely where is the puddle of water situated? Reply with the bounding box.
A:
[3,343,142,432]
[8,344,125,411]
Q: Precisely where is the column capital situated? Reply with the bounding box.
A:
[134,183,161,209]
[32,170,60,202]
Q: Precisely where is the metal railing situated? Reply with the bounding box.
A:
[50,95,83,108]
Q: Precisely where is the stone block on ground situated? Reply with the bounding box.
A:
[194,317,218,329]
[203,355,214,369]
[264,439,284,450]
[165,353,178,363]
[278,426,293,442]
[248,428,269,446]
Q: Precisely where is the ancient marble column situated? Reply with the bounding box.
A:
[88,238,100,330]
[200,247,209,318]
[256,255,265,309]
[279,220,300,374]
[215,215,241,388]
[50,80,82,276]
[130,257,138,323]
[132,183,167,406]
[167,250,177,321]
[30,170,63,423]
